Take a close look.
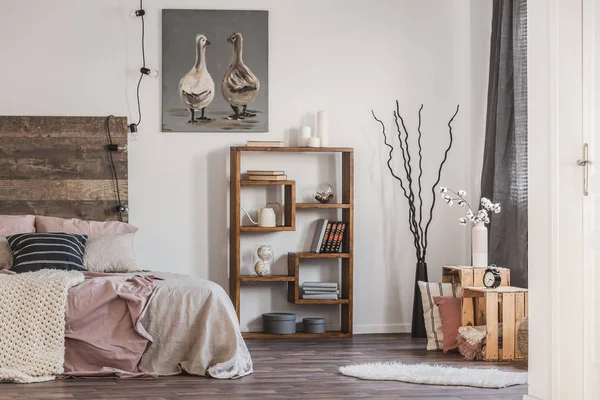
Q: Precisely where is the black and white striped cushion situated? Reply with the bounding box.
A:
[6,233,88,273]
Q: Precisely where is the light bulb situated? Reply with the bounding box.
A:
[129,9,145,18]
[140,67,159,78]
[129,130,140,141]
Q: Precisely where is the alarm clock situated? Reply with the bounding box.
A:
[483,266,501,288]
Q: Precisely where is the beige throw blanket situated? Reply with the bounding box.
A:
[0,269,84,383]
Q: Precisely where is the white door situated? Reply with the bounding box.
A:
[584,1,600,396]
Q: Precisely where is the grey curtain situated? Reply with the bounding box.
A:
[480,0,528,287]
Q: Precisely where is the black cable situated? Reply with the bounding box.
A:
[133,0,145,128]
[105,115,123,222]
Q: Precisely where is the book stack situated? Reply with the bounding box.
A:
[246,170,287,181]
[302,282,339,300]
[310,219,348,253]
[246,140,284,147]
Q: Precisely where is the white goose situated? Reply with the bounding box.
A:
[179,34,215,122]
[222,32,260,120]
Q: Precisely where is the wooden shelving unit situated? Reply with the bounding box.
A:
[229,146,354,339]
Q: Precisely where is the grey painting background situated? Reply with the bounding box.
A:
[162,10,268,132]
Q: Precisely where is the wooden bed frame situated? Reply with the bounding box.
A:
[0,116,128,221]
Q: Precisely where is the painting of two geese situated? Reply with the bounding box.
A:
[162,10,268,132]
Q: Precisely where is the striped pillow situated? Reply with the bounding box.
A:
[7,233,88,274]
[417,281,458,351]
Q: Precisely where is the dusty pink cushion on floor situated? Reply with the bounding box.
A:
[433,296,462,352]
[0,215,36,235]
[35,216,138,236]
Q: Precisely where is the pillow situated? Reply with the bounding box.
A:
[7,233,88,273]
[0,237,12,270]
[35,216,138,236]
[433,296,462,352]
[84,233,139,273]
[0,215,35,235]
[417,281,458,351]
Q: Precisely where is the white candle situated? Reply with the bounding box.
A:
[307,136,321,148]
[299,126,311,147]
[316,110,329,147]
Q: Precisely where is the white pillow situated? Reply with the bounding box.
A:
[84,233,139,273]
[0,237,12,270]
[418,281,458,351]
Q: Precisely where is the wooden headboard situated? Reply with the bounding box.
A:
[0,116,128,221]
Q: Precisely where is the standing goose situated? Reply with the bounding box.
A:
[179,34,215,123]
[222,32,260,120]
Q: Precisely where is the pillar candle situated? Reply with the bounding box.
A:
[307,137,321,148]
[316,110,329,147]
[299,126,311,147]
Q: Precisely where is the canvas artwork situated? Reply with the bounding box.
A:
[162,10,268,132]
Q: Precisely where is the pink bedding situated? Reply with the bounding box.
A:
[62,273,157,379]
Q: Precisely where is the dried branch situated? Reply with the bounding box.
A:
[422,104,460,259]
[416,105,425,252]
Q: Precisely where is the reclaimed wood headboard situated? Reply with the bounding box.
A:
[0,116,128,221]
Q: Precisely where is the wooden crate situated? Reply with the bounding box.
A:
[443,266,510,293]
[461,286,529,361]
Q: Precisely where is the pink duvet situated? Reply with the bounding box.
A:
[62,273,158,379]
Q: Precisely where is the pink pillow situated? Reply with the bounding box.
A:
[0,215,36,235]
[433,296,462,352]
[35,216,138,236]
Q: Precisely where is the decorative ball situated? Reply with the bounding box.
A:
[254,260,271,276]
[314,183,335,204]
[257,245,273,261]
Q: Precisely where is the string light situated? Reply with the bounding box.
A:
[128,0,158,138]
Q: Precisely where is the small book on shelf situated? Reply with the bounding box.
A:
[247,175,287,181]
[302,293,339,300]
[246,141,283,147]
[303,290,340,295]
[247,170,285,176]
[310,219,329,253]
[302,281,338,288]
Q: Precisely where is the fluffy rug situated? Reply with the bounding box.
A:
[339,362,527,389]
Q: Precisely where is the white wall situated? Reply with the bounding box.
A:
[0,0,490,333]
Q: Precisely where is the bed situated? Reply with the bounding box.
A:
[0,116,252,383]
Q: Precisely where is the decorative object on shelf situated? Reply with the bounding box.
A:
[310,219,347,253]
[246,170,286,181]
[301,281,339,299]
[483,264,502,288]
[371,102,460,338]
[299,126,312,147]
[253,244,273,276]
[314,182,335,204]
[162,9,268,132]
[307,136,321,148]
[262,312,296,335]
[303,317,326,334]
[246,140,283,147]
[438,187,501,268]
[316,110,329,146]
[241,202,282,227]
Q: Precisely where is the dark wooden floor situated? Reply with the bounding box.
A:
[0,334,527,400]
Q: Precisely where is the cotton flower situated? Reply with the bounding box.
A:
[459,217,467,226]
[439,187,448,194]
[458,190,467,197]
[457,200,465,207]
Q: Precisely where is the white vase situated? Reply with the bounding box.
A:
[472,222,488,268]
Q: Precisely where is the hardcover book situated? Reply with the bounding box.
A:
[310,219,329,253]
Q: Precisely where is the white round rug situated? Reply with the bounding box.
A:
[339,362,527,389]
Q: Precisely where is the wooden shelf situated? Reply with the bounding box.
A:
[240,275,295,282]
[233,146,353,153]
[240,179,295,186]
[292,298,350,305]
[230,146,353,338]
[289,252,351,259]
[296,203,351,209]
[240,225,295,232]
[243,331,351,339]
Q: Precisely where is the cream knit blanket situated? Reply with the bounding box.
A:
[0,269,84,383]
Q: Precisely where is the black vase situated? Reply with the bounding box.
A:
[411,261,428,338]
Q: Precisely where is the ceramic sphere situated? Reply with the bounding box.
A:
[257,245,274,261]
[254,260,271,276]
